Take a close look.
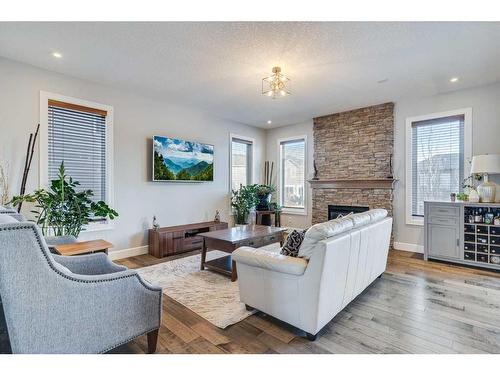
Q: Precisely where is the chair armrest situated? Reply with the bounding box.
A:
[232,246,308,276]
[53,253,128,275]
[45,235,77,247]
[62,268,163,295]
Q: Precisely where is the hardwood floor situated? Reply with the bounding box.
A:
[1,249,499,354]
[109,249,500,354]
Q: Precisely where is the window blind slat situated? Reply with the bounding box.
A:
[48,104,107,203]
[411,115,464,217]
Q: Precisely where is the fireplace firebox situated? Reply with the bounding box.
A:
[328,205,369,220]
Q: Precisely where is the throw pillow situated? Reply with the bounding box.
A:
[280,229,306,257]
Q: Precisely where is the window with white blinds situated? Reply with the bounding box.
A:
[231,137,253,191]
[48,101,108,203]
[410,114,465,217]
[280,138,306,210]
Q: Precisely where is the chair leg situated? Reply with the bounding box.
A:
[147,329,159,354]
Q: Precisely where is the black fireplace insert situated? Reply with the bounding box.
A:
[328,205,369,220]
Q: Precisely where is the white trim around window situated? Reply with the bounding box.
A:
[39,91,115,233]
[277,135,308,216]
[405,107,472,226]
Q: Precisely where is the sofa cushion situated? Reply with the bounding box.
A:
[280,229,306,257]
[367,208,388,222]
[0,214,18,224]
[233,246,308,276]
[348,212,371,228]
[298,217,354,259]
[297,209,389,259]
[305,217,354,241]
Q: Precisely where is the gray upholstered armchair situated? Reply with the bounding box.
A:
[0,219,162,354]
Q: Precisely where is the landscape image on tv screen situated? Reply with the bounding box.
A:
[153,135,214,182]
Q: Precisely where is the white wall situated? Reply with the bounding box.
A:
[393,82,500,251]
[265,120,314,229]
[0,58,266,254]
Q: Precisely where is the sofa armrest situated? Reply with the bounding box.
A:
[53,253,128,275]
[232,246,308,276]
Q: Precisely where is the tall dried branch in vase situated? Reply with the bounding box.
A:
[17,124,40,212]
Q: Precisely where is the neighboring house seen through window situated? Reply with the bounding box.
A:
[231,137,253,191]
[279,138,306,211]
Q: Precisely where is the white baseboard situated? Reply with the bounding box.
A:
[393,241,424,254]
[108,245,149,260]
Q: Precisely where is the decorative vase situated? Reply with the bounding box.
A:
[256,193,272,211]
[468,189,480,203]
[235,210,249,225]
[477,176,497,203]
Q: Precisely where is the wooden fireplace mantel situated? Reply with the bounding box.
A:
[308,178,397,189]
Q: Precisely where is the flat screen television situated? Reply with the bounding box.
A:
[152,135,214,182]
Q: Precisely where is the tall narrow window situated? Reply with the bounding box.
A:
[48,100,108,203]
[280,138,306,210]
[41,93,114,229]
[231,137,253,191]
[408,112,467,221]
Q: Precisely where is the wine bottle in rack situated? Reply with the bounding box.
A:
[475,208,483,223]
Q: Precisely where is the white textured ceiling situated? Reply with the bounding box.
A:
[1,22,499,128]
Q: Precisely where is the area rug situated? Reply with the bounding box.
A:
[137,250,255,329]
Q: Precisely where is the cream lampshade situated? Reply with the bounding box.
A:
[470,154,500,203]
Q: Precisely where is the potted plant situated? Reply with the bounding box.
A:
[255,184,275,211]
[11,162,118,237]
[458,174,483,203]
[231,184,259,225]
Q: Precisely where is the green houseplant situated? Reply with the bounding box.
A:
[11,162,118,237]
[255,184,276,211]
[231,184,259,225]
[456,174,484,202]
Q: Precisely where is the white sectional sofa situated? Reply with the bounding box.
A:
[232,209,392,340]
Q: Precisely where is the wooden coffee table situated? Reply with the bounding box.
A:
[198,225,285,282]
[53,239,113,256]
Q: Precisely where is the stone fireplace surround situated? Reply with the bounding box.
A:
[311,102,395,225]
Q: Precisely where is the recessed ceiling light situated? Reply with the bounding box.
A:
[52,52,62,59]
[267,120,272,124]
[450,77,459,83]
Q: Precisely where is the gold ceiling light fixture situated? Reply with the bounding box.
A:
[262,66,291,99]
